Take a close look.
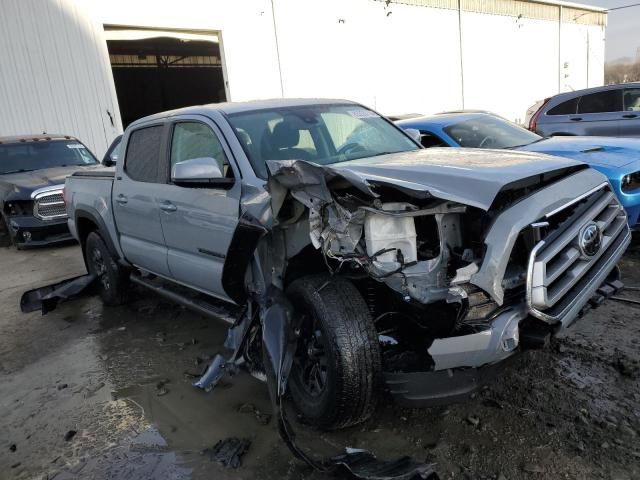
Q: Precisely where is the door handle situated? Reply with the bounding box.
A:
[160,201,177,213]
[623,114,638,118]
[116,194,128,205]
[570,117,583,121]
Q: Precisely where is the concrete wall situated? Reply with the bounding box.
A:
[0,0,122,157]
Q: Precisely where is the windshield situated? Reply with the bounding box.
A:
[444,115,542,149]
[227,104,419,178]
[0,140,97,175]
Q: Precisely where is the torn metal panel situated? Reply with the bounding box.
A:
[20,274,96,314]
[471,168,607,304]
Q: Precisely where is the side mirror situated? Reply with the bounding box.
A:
[404,128,422,144]
[171,157,232,187]
[103,152,118,167]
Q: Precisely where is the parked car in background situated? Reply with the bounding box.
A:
[0,135,99,248]
[528,83,640,137]
[397,112,640,227]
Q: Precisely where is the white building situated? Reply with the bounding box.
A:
[0,0,607,156]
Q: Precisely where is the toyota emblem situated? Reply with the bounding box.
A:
[578,222,602,258]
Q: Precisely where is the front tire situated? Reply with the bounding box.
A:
[85,232,128,306]
[286,274,381,430]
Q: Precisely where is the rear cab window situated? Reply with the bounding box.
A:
[124,125,163,183]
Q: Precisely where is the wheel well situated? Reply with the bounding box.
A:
[284,245,327,287]
[76,216,98,253]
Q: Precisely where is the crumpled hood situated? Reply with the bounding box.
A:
[518,136,640,169]
[0,165,97,200]
[306,148,584,210]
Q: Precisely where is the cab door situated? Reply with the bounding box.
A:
[159,116,240,301]
[112,123,171,277]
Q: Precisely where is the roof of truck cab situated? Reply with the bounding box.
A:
[129,98,360,127]
[0,134,77,144]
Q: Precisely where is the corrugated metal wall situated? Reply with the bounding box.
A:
[0,0,122,157]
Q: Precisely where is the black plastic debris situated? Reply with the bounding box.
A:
[9,444,16,452]
[64,430,77,442]
[332,449,439,480]
[204,437,251,468]
[20,274,96,314]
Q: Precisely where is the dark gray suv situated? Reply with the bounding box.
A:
[529,83,640,137]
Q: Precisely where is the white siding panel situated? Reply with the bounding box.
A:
[0,0,121,157]
[272,0,462,116]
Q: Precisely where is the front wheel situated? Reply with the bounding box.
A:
[85,232,128,306]
[286,274,382,430]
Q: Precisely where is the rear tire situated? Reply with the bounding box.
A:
[286,274,381,430]
[85,232,128,306]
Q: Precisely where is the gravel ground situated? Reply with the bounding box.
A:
[0,239,639,480]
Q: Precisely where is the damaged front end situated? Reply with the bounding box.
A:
[265,159,630,406]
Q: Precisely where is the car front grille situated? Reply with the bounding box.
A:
[527,184,629,322]
[33,190,67,221]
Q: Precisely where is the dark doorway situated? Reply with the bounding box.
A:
[106,32,227,128]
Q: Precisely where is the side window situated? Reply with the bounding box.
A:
[577,90,623,114]
[170,122,232,178]
[420,131,448,148]
[624,88,640,112]
[547,98,578,116]
[125,126,163,183]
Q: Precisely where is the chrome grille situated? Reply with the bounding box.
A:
[33,190,67,220]
[527,185,629,322]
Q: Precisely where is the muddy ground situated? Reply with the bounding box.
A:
[0,239,639,480]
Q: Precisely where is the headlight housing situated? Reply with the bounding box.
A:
[621,172,640,193]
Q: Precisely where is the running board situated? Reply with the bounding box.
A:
[129,274,237,324]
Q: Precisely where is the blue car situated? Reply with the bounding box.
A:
[397,112,640,227]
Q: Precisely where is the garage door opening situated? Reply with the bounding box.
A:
[105,28,227,128]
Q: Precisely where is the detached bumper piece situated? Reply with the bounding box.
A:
[20,274,96,314]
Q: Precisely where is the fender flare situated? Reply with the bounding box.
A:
[74,207,121,262]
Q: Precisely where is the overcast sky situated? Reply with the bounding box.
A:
[576,0,640,61]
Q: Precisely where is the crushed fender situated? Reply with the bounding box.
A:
[20,274,96,314]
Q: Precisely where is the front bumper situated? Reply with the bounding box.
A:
[384,268,625,407]
[7,215,75,248]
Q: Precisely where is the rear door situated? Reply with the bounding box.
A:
[112,123,172,277]
[572,89,623,136]
[159,116,240,301]
[621,87,640,137]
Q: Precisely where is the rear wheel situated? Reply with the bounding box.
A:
[286,274,381,430]
[85,232,128,305]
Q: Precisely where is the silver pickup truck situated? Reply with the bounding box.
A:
[65,99,630,433]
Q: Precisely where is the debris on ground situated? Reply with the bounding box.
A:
[63,430,77,442]
[57,383,68,390]
[203,437,251,468]
[332,449,439,480]
[9,444,16,452]
[238,403,272,426]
